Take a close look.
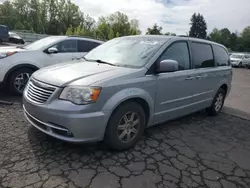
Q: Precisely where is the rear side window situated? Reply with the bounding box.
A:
[191,42,214,68]
[78,40,101,52]
[213,45,230,66]
[52,40,77,53]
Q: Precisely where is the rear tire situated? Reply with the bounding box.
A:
[8,68,34,95]
[104,102,146,151]
[206,88,226,116]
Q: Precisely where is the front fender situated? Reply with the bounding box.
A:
[103,87,155,126]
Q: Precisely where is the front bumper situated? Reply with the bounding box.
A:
[231,62,240,67]
[23,96,111,143]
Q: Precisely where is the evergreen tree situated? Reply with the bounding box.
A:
[189,13,207,39]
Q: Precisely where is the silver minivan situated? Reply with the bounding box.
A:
[23,36,232,150]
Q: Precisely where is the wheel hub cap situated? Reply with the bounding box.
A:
[14,73,30,93]
[215,93,224,112]
[117,112,140,143]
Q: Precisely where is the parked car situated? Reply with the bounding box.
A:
[0,25,9,43]
[9,32,25,44]
[230,53,250,67]
[22,36,232,151]
[0,36,103,94]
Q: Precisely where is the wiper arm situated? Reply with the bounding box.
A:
[80,57,118,66]
[95,59,117,66]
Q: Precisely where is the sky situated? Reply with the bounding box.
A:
[72,0,250,35]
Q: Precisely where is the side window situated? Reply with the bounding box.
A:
[159,41,190,70]
[52,40,77,53]
[213,45,230,66]
[191,42,214,68]
[244,55,250,59]
[78,40,101,52]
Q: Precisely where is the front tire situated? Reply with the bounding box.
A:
[104,102,146,151]
[8,68,34,95]
[206,88,226,116]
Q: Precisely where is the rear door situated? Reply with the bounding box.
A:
[43,39,77,67]
[188,41,225,110]
[72,40,101,60]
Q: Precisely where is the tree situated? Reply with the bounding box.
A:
[0,0,85,35]
[95,12,141,40]
[209,28,221,42]
[146,24,162,35]
[189,13,207,39]
[241,26,250,52]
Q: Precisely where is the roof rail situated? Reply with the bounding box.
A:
[177,35,188,37]
[68,35,104,42]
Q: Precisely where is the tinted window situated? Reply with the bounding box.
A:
[213,45,229,66]
[159,42,190,70]
[52,40,77,53]
[78,40,101,52]
[191,42,214,68]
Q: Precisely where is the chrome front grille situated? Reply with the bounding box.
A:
[25,80,56,104]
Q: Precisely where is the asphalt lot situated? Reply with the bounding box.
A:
[224,68,250,117]
[0,68,250,188]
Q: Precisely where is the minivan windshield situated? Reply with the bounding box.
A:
[84,37,167,68]
[231,54,244,59]
[24,36,66,51]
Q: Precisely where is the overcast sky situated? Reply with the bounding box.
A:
[72,0,250,35]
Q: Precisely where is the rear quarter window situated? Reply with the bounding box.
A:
[213,45,230,66]
[191,42,214,68]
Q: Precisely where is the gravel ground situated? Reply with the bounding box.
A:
[0,101,250,188]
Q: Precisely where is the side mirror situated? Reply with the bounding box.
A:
[157,59,179,73]
[47,47,58,54]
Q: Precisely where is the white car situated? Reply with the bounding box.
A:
[0,36,103,94]
[230,53,250,67]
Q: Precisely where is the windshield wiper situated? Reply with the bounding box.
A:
[95,59,117,66]
[79,57,118,66]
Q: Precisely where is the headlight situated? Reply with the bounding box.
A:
[0,51,17,59]
[59,86,102,105]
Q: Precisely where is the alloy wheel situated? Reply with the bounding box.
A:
[14,73,30,93]
[117,111,140,143]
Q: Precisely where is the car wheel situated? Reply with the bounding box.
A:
[8,68,34,95]
[104,102,146,151]
[206,88,226,116]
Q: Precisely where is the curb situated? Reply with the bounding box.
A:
[222,106,250,121]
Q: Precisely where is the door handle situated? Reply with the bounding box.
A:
[185,76,194,80]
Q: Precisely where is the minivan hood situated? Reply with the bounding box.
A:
[33,61,136,87]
